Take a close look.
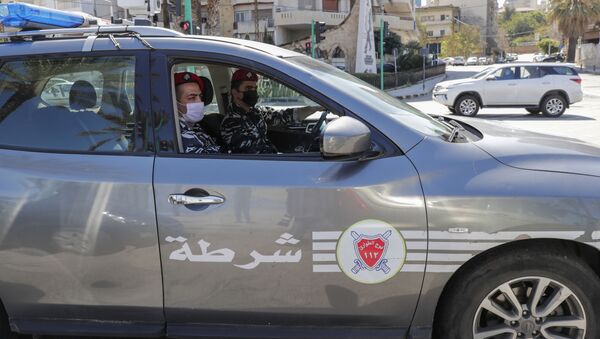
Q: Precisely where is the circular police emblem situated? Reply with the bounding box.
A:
[336,220,406,284]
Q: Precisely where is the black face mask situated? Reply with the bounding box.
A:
[242,90,259,107]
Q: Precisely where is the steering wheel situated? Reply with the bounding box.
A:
[303,110,328,152]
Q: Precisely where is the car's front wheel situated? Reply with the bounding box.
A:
[455,95,480,117]
[434,246,600,339]
[541,94,567,117]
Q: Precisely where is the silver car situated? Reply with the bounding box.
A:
[0,26,600,339]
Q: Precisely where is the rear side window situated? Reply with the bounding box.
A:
[541,66,577,76]
[0,56,137,153]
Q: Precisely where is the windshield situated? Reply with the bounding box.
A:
[472,67,496,79]
[286,56,452,139]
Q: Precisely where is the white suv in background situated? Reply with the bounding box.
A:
[432,63,583,117]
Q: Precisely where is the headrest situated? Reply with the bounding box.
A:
[69,80,97,110]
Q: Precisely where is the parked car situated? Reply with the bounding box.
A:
[466,56,479,65]
[1,6,600,339]
[533,52,548,62]
[506,53,519,62]
[477,57,488,65]
[433,63,583,117]
[542,53,566,63]
[451,56,465,66]
[495,56,506,63]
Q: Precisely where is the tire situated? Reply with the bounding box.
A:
[541,94,567,118]
[0,301,14,339]
[454,95,480,117]
[434,246,600,339]
[525,108,540,114]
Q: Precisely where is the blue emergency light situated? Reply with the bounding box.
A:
[0,2,85,29]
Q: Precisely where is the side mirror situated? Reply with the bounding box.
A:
[486,75,495,81]
[321,116,373,160]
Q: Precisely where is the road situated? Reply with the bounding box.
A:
[405,65,600,147]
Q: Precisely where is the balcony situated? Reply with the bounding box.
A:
[234,18,275,34]
[273,8,348,28]
[373,14,415,32]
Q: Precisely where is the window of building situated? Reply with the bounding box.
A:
[0,56,137,152]
[235,10,251,22]
[440,29,446,36]
[299,0,316,10]
[323,0,339,12]
[427,31,433,37]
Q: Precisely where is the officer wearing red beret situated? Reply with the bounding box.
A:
[220,69,318,154]
[174,72,220,154]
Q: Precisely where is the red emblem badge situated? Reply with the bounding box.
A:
[351,230,392,274]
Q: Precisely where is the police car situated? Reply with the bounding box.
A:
[1,4,600,339]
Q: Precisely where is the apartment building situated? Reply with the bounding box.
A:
[429,0,499,54]
[416,5,460,54]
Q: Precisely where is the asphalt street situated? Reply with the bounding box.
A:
[406,64,600,147]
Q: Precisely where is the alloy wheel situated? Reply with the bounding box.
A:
[459,99,477,116]
[473,276,586,339]
[545,98,564,116]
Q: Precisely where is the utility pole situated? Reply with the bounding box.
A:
[380,16,384,90]
[161,0,170,28]
[254,0,259,41]
[311,19,315,58]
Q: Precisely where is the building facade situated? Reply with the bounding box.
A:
[429,0,498,54]
[416,5,460,55]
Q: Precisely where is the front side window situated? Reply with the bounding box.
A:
[170,61,339,155]
[0,56,137,152]
[492,67,518,80]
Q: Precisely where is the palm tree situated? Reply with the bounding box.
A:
[548,0,600,62]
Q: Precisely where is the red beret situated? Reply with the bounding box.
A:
[174,72,204,92]
[232,69,258,82]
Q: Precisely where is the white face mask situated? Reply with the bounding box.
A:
[182,102,205,123]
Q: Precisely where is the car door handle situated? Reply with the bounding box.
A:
[168,194,225,206]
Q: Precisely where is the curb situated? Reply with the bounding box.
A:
[396,91,432,100]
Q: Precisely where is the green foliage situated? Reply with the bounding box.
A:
[513,35,535,44]
[538,38,560,54]
[440,25,481,58]
[499,10,547,41]
[374,31,404,55]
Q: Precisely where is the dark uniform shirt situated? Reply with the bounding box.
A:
[220,103,295,154]
[179,117,221,154]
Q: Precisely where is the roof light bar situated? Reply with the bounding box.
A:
[0,2,91,29]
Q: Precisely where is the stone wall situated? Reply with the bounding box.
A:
[578,43,600,73]
[280,1,361,72]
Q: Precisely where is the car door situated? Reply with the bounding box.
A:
[483,66,519,105]
[516,66,549,105]
[151,51,427,336]
[0,51,164,333]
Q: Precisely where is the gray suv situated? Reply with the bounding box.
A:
[0,26,600,339]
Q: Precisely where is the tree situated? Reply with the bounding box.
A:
[440,25,481,57]
[538,38,560,54]
[499,10,547,43]
[374,31,403,55]
[205,0,219,36]
[549,0,600,62]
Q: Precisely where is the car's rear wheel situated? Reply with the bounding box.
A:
[525,108,540,114]
[541,95,566,118]
[433,246,600,339]
[455,95,480,117]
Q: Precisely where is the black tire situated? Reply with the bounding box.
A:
[541,94,567,118]
[0,301,14,339]
[434,246,600,339]
[454,95,480,117]
[525,108,540,114]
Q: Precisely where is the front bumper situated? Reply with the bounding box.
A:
[432,91,451,106]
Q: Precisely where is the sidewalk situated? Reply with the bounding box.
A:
[581,73,600,98]
[386,74,447,99]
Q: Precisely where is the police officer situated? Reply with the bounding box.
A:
[175,72,221,154]
[220,69,318,154]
